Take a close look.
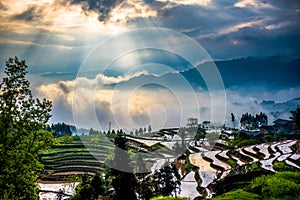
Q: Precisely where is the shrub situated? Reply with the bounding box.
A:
[273,161,295,172]
[228,159,237,168]
[250,162,260,171]
[250,172,300,199]
[151,196,189,200]
[212,189,260,200]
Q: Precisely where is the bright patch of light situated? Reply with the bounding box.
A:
[234,0,274,9]
[109,0,157,24]
[219,19,265,34]
[157,0,212,6]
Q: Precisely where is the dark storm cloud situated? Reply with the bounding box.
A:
[66,0,124,22]
[11,6,43,22]
[198,24,300,59]
[181,0,300,59]
[128,0,300,59]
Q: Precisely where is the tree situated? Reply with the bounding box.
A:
[148,125,152,133]
[231,113,236,129]
[240,112,268,129]
[51,122,72,137]
[152,163,181,197]
[290,106,300,130]
[111,135,137,200]
[139,127,144,134]
[138,176,154,200]
[71,173,106,200]
[0,57,54,199]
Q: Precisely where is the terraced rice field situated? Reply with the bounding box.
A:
[39,136,114,181]
[38,134,300,200]
[185,139,300,198]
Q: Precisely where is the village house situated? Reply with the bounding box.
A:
[273,119,297,133]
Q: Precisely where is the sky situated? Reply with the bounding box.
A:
[0,0,299,131]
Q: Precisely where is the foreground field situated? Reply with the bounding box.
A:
[38,133,300,199]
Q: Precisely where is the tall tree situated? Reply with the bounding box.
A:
[231,113,236,129]
[152,163,181,197]
[139,127,144,134]
[148,125,152,133]
[111,135,137,200]
[71,173,105,200]
[0,57,54,199]
[240,112,268,129]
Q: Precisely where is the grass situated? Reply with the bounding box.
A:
[250,162,260,171]
[228,159,237,168]
[151,197,189,200]
[212,189,260,200]
[273,161,296,172]
[250,172,300,199]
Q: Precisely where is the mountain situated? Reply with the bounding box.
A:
[187,56,300,89]
[109,57,300,91]
[260,97,300,121]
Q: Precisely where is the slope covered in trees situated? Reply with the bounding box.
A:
[0,57,54,199]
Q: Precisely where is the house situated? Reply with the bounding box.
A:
[273,119,296,133]
[236,130,260,138]
[187,118,198,127]
[259,125,276,135]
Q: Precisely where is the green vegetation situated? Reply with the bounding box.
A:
[214,171,300,200]
[226,130,259,148]
[273,161,296,172]
[58,135,74,144]
[0,58,298,199]
[228,159,237,168]
[46,122,72,137]
[0,57,55,199]
[38,139,112,180]
[212,189,261,200]
[152,163,181,197]
[184,153,193,170]
[71,173,106,200]
[151,143,165,151]
[250,162,260,171]
[250,172,300,199]
[151,197,189,200]
[240,112,268,129]
[110,135,138,200]
[262,134,274,142]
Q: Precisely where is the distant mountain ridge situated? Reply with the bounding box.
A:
[260,97,300,121]
[111,56,300,91]
[36,56,300,90]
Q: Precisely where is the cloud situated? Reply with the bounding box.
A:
[0,1,7,10]
[35,70,209,130]
[65,0,125,22]
[109,0,157,24]
[156,0,212,6]
[225,86,300,126]
[11,6,43,22]
[219,19,266,34]
[234,0,274,9]
[0,0,299,74]
[60,0,157,24]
